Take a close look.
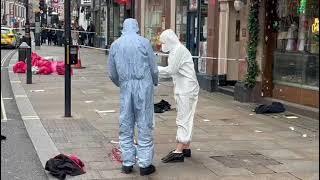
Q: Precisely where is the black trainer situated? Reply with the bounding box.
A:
[183,149,191,157]
[1,135,6,141]
[121,165,133,174]
[140,165,156,176]
[161,150,175,161]
[161,151,184,163]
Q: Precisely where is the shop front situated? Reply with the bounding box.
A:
[175,0,188,46]
[105,0,134,47]
[143,0,170,51]
[263,0,319,107]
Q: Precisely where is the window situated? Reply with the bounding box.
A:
[176,0,188,45]
[107,3,125,46]
[144,0,166,50]
[276,0,319,54]
[273,0,319,89]
[9,3,13,15]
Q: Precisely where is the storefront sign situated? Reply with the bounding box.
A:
[312,18,319,34]
[189,0,198,11]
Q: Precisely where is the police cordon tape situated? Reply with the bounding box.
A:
[77,45,246,61]
[11,27,97,34]
[12,27,246,61]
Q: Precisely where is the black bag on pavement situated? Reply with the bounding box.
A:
[45,154,85,180]
[154,100,171,113]
[254,102,285,114]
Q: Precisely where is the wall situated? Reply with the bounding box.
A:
[206,0,219,75]
[273,84,319,108]
[227,3,240,81]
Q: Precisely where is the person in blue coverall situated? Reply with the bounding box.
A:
[108,18,158,176]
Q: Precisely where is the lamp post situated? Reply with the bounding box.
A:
[24,0,31,46]
[65,0,72,117]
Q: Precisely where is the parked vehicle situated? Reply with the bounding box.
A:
[1,26,22,48]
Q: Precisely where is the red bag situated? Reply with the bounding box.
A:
[31,52,42,66]
[56,61,65,75]
[13,61,27,73]
[51,61,58,73]
[38,66,52,75]
[56,61,73,75]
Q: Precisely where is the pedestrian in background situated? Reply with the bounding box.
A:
[87,22,95,46]
[108,18,158,176]
[56,25,63,46]
[52,24,58,45]
[41,27,47,45]
[78,26,85,45]
[47,25,53,45]
[71,24,79,45]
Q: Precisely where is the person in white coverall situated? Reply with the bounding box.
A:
[158,29,199,163]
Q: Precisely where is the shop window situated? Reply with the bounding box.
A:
[108,3,125,46]
[198,1,208,73]
[144,0,165,50]
[276,0,319,54]
[176,0,188,45]
[273,0,319,89]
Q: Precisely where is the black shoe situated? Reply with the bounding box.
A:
[161,151,184,163]
[183,149,191,157]
[121,165,133,174]
[161,150,175,161]
[1,135,6,141]
[140,165,156,176]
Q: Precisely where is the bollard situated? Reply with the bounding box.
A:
[19,42,32,84]
[18,40,27,62]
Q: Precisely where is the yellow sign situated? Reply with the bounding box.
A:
[312,18,319,34]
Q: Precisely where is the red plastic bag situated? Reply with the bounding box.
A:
[56,61,73,75]
[13,61,27,73]
[51,61,58,73]
[38,66,52,75]
[56,61,65,75]
[31,52,42,66]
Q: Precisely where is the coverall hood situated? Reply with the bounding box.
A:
[159,29,180,53]
[121,18,140,35]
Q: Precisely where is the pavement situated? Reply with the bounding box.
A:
[6,45,319,180]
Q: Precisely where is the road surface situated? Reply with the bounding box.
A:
[1,49,48,180]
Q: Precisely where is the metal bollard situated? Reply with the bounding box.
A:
[19,42,32,84]
[18,40,27,62]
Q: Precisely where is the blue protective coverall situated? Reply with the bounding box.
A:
[108,18,158,168]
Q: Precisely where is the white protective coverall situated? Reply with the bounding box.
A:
[158,29,199,144]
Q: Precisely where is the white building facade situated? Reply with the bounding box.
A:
[1,0,27,28]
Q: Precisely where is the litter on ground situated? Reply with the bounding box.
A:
[289,127,295,131]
